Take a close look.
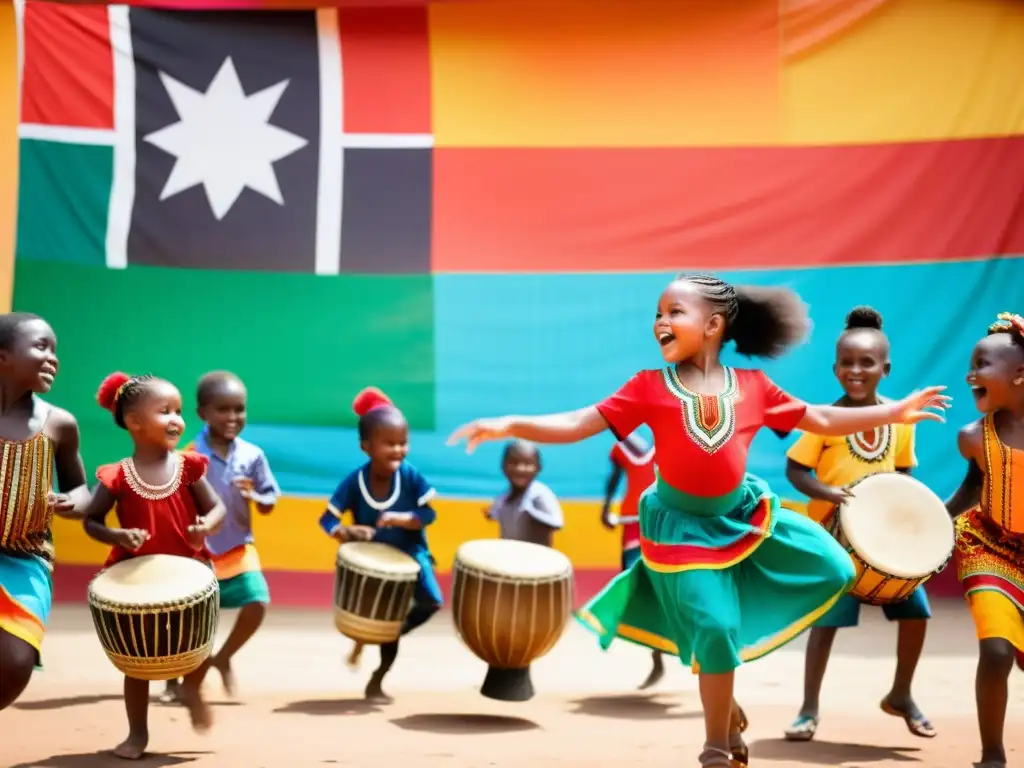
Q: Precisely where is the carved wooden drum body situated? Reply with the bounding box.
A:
[452,539,574,701]
[87,554,219,681]
[333,541,421,644]
[830,473,954,605]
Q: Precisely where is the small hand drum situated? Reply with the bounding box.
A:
[333,541,421,644]
[452,539,574,702]
[831,472,954,605]
[87,554,219,680]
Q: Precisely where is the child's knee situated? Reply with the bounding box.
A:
[979,638,1016,676]
[0,632,36,709]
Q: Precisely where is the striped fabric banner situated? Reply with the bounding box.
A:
[10,0,1024,574]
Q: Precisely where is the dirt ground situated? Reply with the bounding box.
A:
[2,598,1021,767]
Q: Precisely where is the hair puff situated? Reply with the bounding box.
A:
[97,372,132,413]
[845,305,884,331]
[352,387,394,417]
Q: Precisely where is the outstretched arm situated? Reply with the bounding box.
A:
[447,406,609,453]
[797,386,950,436]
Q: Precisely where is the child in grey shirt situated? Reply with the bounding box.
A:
[486,440,564,547]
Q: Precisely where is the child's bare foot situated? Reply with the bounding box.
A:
[113,733,148,760]
[157,681,181,705]
[211,656,236,697]
[637,652,664,690]
[364,672,393,703]
[180,677,213,733]
[346,642,364,670]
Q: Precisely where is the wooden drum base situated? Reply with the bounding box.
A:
[333,609,402,644]
[481,665,534,702]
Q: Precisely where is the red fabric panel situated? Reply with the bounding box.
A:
[433,138,1024,273]
[337,7,431,133]
[21,4,114,129]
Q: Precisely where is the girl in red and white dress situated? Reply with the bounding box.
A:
[83,372,226,760]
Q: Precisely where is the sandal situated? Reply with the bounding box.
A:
[698,746,733,767]
[729,732,748,766]
[880,699,937,738]
[731,702,749,734]
[784,714,819,742]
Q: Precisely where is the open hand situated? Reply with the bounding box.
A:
[114,528,149,552]
[232,476,254,498]
[345,525,376,542]
[895,386,951,424]
[822,487,854,508]
[446,417,513,454]
[47,491,75,517]
[187,517,212,549]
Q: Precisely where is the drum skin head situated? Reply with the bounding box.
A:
[337,541,420,575]
[839,473,954,578]
[456,539,572,579]
[89,555,215,606]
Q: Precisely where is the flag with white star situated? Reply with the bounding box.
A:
[19,7,433,276]
[14,4,437,449]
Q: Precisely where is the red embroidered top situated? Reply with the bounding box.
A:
[610,440,655,551]
[96,451,210,567]
[597,367,807,498]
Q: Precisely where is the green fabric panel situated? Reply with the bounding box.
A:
[13,261,435,470]
[16,140,112,266]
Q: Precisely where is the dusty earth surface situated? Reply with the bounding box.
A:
[2,599,1021,767]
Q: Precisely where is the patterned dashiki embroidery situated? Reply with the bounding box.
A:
[846,424,891,464]
[0,432,55,563]
[661,366,739,455]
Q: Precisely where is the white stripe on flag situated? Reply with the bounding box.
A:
[18,124,116,145]
[106,5,135,270]
[18,124,433,151]
[13,0,25,109]
[341,133,434,149]
[315,9,343,277]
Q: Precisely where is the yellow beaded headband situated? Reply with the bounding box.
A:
[989,312,1024,336]
[113,379,134,404]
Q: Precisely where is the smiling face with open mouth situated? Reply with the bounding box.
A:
[833,330,889,404]
[652,280,718,364]
[966,332,1024,414]
[0,317,60,395]
[128,379,187,451]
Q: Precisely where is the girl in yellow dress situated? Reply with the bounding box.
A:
[946,312,1024,768]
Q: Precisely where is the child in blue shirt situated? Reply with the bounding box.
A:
[319,387,442,702]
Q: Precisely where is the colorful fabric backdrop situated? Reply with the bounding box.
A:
[12,0,1024,514]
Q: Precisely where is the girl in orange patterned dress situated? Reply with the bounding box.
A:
[946,312,1024,768]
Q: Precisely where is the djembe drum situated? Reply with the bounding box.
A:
[333,541,421,643]
[829,472,954,605]
[452,539,574,702]
[87,554,219,680]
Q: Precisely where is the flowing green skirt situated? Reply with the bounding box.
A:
[576,473,855,674]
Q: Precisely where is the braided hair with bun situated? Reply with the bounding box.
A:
[679,274,810,359]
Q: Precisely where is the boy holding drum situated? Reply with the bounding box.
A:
[784,307,935,742]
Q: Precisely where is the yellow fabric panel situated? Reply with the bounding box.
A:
[52,496,623,571]
[782,0,1024,144]
[428,0,781,148]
